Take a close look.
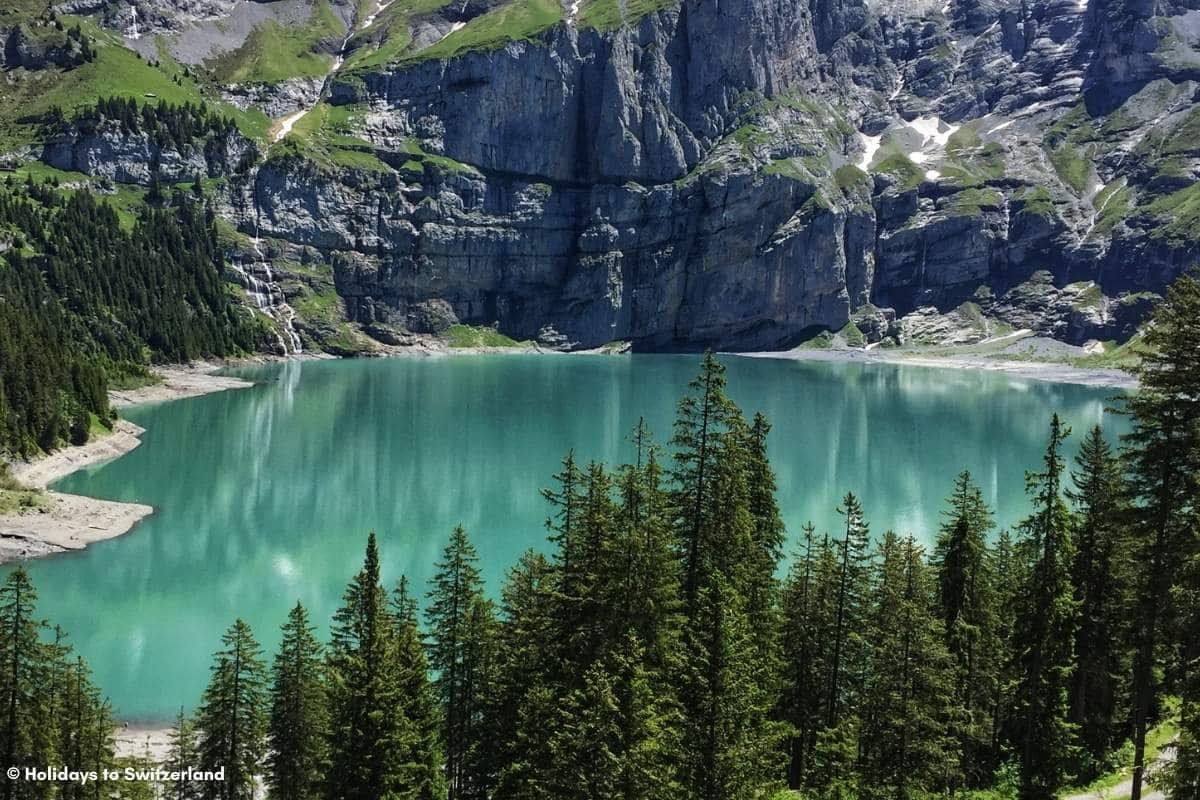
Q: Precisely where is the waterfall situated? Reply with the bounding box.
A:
[128,6,140,40]
[228,193,303,355]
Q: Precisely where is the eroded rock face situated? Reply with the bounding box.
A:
[48,0,1200,351]
[40,121,256,184]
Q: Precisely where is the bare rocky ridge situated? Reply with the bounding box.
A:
[35,0,1200,351]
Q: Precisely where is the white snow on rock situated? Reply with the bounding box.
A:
[858,133,882,170]
[906,115,960,147]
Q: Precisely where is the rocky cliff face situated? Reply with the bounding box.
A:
[27,0,1200,351]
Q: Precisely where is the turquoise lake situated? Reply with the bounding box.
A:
[13,354,1127,721]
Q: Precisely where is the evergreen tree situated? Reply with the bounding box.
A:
[490,552,557,800]
[1066,426,1133,774]
[267,603,327,800]
[989,528,1023,767]
[392,578,449,800]
[1010,416,1079,800]
[326,534,410,800]
[670,351,742,611]
[195,619,268,800]
[859,533,960,798]
[613,436,682,672]
[1120,271,1200,800]
[827,492,873,726]
[425,526,487,800]
[1155,548,1198,799]
[779,523,837,788]
[0,568,58,800]
[541,452,584,579]
[164,708,201,800]
[932,470,1001,785]
[679,573,785,800]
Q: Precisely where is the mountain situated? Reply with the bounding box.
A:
[1,0,1198,353]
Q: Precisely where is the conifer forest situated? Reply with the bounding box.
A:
[2,274,1199,800]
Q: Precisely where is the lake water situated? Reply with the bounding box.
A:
[13,354,1127,721]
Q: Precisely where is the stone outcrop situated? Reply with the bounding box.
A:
[38,0,1200,351]
[41,121,257,185]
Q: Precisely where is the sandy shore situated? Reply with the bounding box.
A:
[0,364,257,564]
[740,347,1137,389]
[109,362,254,408]
[114,723,175,762]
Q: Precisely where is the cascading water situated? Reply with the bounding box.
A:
[229,209,303,355]
[128,6,140,40]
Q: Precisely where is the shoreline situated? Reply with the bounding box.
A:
[114,723,174,762]
[0,364,258,565]
[738,347,1137,389]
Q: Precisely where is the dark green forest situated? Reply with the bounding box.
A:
[1,274,1198,800]
[0,179,259,457]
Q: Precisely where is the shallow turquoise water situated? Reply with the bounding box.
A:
[12,355,1126,721]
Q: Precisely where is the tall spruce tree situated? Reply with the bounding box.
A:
[425,526,487,800]
[932,470,1001,785]
[491,552,557,800]
[1,568,59,800]
[671,351,741,612]
[859,533,960,797]
[1066,426,1133,773]
[164,708,201,800]
[1010,416,1079,800]
[779,523,838,789]
[195,619,268,800]
[267,602,327,800]
[676,397,786,800]
[393,578,449,800]
[827,492,873,727]
[1121,271,1200,800]
[326,534,410,800]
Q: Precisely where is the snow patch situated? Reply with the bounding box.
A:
[906,115,959,147]
[910,151,930,164]
[987,120,1014,134]
[925,169,941,180]
[858,133,882,171]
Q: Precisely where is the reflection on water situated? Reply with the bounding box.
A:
[10,354,1126,720]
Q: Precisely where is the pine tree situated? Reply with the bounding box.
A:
[1066,426,1132,774]
[490,552,557,800]
[267,602,327,800]
[458,597,498,800]
[326,533,410,800]
[613,437,682,672]
[164,708,201,800]
[679,573,785,800]
[827,492,873,726]
[989,528,1023,767]
[425,526,487,800]
[56,655,111,800]
[932,470,1000,785]
[1120,271,1200,800]
[671,351,742,611]
[1010,416,1079,800]
[1155,548,1198,799]
[779,522,836,788]
[541,452,584,579]
[393,578,449,800]
[195,619,268,800]
[859,533,960,797]
[0,568,58,800]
